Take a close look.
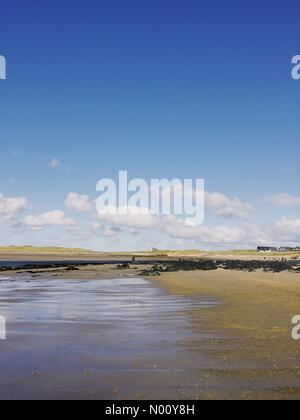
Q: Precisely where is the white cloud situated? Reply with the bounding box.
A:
[96,204,261,246]
[93,211,300,247]
[92,188,256,246]
[65,192,93,213]
[0,193,29,220]
[265,193,300,208]
[275,217,300,242]
[23,211,75,230]
[97,206,157,229]
[6,187,300,249]
[162,215,268,245]
[162,216,300,247]
[205,192,255,220]
[92,223,122,238]
[150,184,254,220]
[49,158,61,169]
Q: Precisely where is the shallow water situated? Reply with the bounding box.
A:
[0,276,216,400]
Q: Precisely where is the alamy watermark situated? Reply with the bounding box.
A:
[96,171,205,225]
[0,55,6,80]
[292,55,300,80]
[0,316,6,340]
[292,316,300,341]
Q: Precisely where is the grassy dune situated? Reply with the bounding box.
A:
[142,249,300,259]
[0,246,95,254]
[1,246,299,260]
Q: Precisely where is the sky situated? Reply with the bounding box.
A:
[1,0,300,251]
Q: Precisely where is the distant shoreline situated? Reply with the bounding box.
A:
[1,255,300,275]
[1,246,300,276]
[1,247,300,261]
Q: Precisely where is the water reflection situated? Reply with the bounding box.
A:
[0,277,215,325]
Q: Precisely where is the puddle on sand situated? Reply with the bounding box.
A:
[0,276,217,400]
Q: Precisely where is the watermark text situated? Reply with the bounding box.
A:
[292,55,300,80]
[0,316,6,340]
[96,171,205,226]
[292,315,300,340]
[0,55,6,80]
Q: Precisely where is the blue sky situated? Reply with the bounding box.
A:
[1,0,300,251]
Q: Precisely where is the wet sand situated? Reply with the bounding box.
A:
[1,263,300,400]
[0,274,217,400]
[153,269,300,399]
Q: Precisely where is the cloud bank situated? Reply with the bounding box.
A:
[23,211,75,230]
[0,193,29,220]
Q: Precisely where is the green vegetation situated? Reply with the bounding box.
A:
[1,246,299,258]
[0,246,95,254]
[216,249,300,257]
[133,249,300,258]
[114,249,206,257]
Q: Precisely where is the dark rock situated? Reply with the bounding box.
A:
[117,263,131,269]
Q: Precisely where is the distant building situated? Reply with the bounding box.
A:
[149,247,159,252]
[257,246,278,252]
[278,247,294,252]
[257,246,300,253]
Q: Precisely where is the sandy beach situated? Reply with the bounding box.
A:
[0,257,300,400]
[154,269,300,399]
